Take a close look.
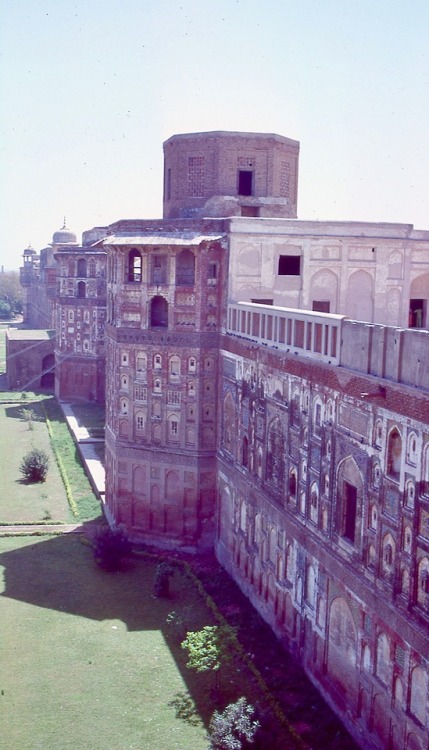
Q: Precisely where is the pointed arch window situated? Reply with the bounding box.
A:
[127,249,142,283]
[387,428,402,480]
[242,436,249,468]
[417,557,429,607]
[77,281,86,298]
[289,469,297,499]
[424,445,429,496]
[136,352,147,374]
[135,411,145,433]
[407,432,418,465]
[169,355,181,382]
[266,417,285,488]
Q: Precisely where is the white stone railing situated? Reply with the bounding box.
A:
[227,302,346,365]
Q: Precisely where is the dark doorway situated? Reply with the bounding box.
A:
[409,299,426,328]
[41,354,55,389]
[342,482,357,543]
[238,170,253,196]
[150,296,168,328]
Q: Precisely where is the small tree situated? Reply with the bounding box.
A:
[181,625,233,690]
[21,407,36,430]
[93,527,131,571]
[20,448,49,482]
[207,697,260,750]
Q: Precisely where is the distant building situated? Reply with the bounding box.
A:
[6,329,56,391]
[17,223,107,401]
[53,234,107,403]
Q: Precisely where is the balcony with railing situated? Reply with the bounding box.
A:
[227,302,345,365]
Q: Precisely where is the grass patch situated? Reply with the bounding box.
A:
[0,402,74,524]
[0,398,101,524]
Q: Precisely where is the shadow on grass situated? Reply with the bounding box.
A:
[0,531,226,730]
[0,532,359,749]
[4,401,45,422]
[168,691,202,727]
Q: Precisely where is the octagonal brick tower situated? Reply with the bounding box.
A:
[163,130,299,220]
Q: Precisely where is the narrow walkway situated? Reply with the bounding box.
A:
[60,402,106,499]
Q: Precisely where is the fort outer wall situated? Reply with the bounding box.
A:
[340,320,429,390]
[215,320,429,750]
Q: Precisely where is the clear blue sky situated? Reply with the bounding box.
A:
[1,0,428,269]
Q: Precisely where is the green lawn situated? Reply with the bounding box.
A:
[0,398,101,523]
[0,402,72,523]
[0,536,243,750]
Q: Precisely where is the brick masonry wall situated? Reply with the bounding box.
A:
[216,340,429,750]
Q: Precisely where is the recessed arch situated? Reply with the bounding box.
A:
[327,596,358,699]
[266,416,285,488]
[387,427,402,480]
[77,280,86,298]
[336,456,363,544]
[346,270,373,322]
[310,268,339,313]
[150,295,168,328]
[175,248,195,286]
[223,391,236,454]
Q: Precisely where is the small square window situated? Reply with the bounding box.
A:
[278,256,301,276]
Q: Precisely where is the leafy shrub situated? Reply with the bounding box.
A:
[93,527,131,571]
[20,448,49,482]
[207,697,260,749]
[153,562,174,597]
